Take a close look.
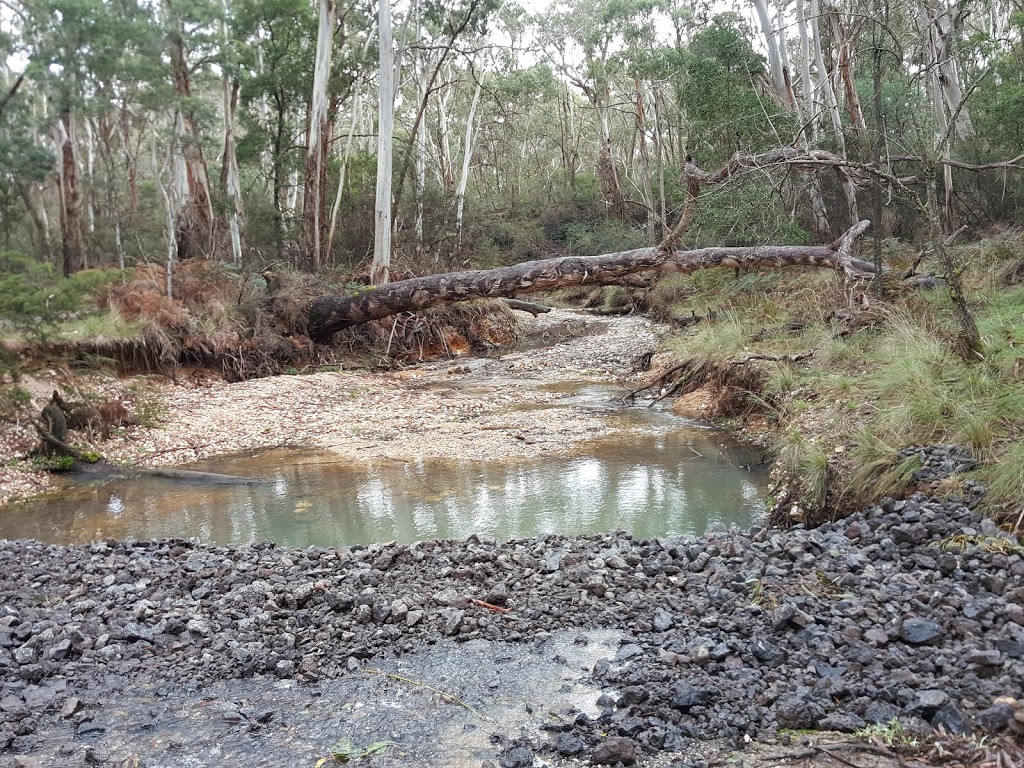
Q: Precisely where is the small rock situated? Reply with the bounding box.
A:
[976,703,1015,731]
[553,733,585,756]
[908,690,949,716]
[931,703,970,735]
[899,618,944,645]
[776,695,824,729]
[653,609,673,632]
[615,644,643,662]
[591,736,636,765]
[498,746,534,768]
[671,683,713,712]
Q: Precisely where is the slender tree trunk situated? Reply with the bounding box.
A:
[56,109,86,276]
[272,93,286,259]
[652,85,667,237]
[300,0,336,272]
[167,10,216,260]
[920,2,975,141]
[827,10,867,135]
[594,85,625,219]
[634,79,655,238]
[82,119,96,234]
[327,96,363,262]
[454,79,482,253]
[371,0,394,285]
[796,0,816,144]
[753,0,790,105]
[120,104,138,212]
[435,82,455,193]
[115,220,125,271]
[219,0,244,265]
[19,183,51,260]
[872,0,886,295]
[153,135,178,298]
[221,77,244,264]
[811,0,858,226]
[776,5,799,113]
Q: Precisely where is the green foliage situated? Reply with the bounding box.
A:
[316,738,395,766]
[854,718,919,748]
[0,385,31,418]
[771,429,830,510]
[0,252,125,333]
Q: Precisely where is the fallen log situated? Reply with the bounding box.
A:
[501,298,552,315]
[71,460,266,486]
[308,221,875,341]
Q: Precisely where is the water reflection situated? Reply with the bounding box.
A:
[0,427,767,547]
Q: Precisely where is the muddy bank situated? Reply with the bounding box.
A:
[1,494,1022,766]
[0,310,659,506]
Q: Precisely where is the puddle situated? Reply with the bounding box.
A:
[20,630,624,767]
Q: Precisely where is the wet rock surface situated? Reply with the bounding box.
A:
[1,493,1023,766]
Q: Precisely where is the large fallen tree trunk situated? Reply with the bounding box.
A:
[307,220,875,341]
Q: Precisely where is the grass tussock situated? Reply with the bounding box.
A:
[653,233,1024,523]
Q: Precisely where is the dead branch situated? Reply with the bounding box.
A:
[28,416,88,462]
[501,298,552,316]
[729,351,815,364]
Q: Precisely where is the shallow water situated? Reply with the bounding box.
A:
[0,402,766,547]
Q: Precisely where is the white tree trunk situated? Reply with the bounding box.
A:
[454,79,482,249]
[153,135,178,299]
[435,76,455,192]
[115,219,125,270]
[796,0,816,143]
[919,2,975,141]
[776,4,799,114]
[753,0,788,104]
[371,0,394,285]
[301,0,336,271]
[221,0,244,264]
[811,0,858,225]
[83,119,96,233]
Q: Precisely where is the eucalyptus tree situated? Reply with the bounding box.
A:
[233,0,316,258]
[161,0,223,260]
[370,0,393,284]
[20,0,158,273]
[536,0,670,220]
[300,0,370,272]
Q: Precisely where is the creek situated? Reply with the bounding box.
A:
[0,383,767,547]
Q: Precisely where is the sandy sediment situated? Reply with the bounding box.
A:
[0,310,660,506]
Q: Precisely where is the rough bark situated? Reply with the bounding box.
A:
[307,221,875,340]
[168,14,216,260]
[57,109,86,276]
[826,9,867,135]
[810,0,859,226]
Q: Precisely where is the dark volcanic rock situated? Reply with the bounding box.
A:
[590,736,636,765]
[498,746,534,768]
[671,683,713,711]
[0,490,1021,766]
[553,733,586,756]
[899,618,944,645]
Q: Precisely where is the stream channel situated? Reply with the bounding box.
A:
[0,314,773,767]
[0,381,767,547]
